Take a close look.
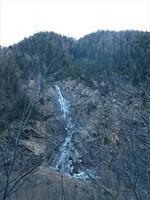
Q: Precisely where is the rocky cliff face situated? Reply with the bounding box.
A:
[0,74,149,200]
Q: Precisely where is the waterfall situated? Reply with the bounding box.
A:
[55,85,69,120]
[51,85,96,180]
[51,85,75,174]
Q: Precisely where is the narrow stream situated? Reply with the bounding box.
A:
[51,85,95,180]
[51,85,75,175]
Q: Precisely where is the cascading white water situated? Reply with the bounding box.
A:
[55,85,69,120]
[51,85,96,180]
[51,85,75,174]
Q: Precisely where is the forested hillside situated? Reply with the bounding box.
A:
[0,30,150,200]
[1,30,150,84]
[71,31,150,84]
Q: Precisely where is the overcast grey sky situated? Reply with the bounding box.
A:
[0,0,150,46]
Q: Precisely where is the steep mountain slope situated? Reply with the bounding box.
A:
[9,167,99,200]
[0,31,150,200]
